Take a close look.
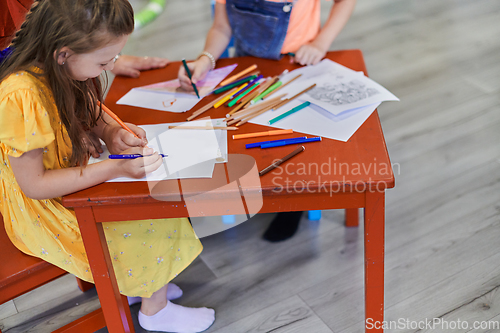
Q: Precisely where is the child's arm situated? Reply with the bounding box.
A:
[178,3,232,92]
[294,0,357,66]
[112,55,170,78]
[8,146,162,200]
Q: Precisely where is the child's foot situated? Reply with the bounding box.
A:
[138,300,215,333]
[262,211,302,242]
[128,283,183,306]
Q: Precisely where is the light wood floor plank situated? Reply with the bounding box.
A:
[211,295,333,333]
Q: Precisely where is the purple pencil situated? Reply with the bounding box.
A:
[231,74,263,99]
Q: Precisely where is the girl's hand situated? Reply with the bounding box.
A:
[103,123,148,154]
[114,147,164,179]
[293,43,327,66]
[178,57,212,92]
[84,131,104,158]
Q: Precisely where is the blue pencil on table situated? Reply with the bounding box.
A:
[109,154,168,159]
[261,137,321,149]
[246,136,307,149]
[182,59,200,99]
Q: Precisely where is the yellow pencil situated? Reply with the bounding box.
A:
[214,83,248,108]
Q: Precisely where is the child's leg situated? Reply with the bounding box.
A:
[139,284,215,332]
[128,282,183,305]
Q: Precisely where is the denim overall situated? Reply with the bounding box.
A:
[225,0,293,60]
[0,46,13,63]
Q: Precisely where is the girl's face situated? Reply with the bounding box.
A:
[61,34,128,81]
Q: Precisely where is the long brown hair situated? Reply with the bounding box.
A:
[0,0,134,167]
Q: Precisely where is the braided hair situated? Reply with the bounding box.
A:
[0,0,134,167]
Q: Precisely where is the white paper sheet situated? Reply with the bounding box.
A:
[88,119,228,181]
[116,64,238,112]
[249,99,380,142]
[272,59,398,115]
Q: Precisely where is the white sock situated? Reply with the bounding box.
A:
[128,283,183,306]
[138,300,215,333]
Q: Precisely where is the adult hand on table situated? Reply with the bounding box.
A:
[112,55,170,78]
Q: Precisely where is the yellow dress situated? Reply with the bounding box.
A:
[0,69,203,297]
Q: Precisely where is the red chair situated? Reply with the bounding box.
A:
[0,213,106,332]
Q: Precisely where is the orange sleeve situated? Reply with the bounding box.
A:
[280,0,321,54]
[215,0,321,55]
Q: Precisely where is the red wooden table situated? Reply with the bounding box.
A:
[63,50,394,332]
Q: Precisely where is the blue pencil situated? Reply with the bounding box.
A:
[245,136,307,149]
[109,154,168,159]
[260,137,321,149]
[182,59,200,99]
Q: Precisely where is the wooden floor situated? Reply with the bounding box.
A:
[2,0,500,332]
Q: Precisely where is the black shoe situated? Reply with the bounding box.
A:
[262,211,303,242]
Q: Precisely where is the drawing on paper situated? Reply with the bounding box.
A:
[308,79,380,106]
[163,98,177,107]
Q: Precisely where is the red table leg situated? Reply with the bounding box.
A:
[364,191,385,332]
[345,208,359,227]
[75,207,135,333]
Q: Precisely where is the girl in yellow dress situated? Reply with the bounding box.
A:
[0,1,214,332]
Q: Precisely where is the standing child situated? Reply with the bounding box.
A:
[0,0,215,332]
[179,0,356,242]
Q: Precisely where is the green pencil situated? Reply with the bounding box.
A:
[269,101,311,125]
[251,81,282,104]
[213,75,256,94]
[182,59,200,99]
[228,81,261,107]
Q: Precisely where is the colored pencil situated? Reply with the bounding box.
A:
[252,80,282,103]
[219,64,257,86]
[168,126,238,130]
[214,83,248,108]
[226,82,265,116]
[263,74,302,100]
[187,87,239,121]
[226,94,286,124]
[250,77,279,105]
[109,153,167,159]
[233,129,293,140]
[228,78,263,107]
[99,102,140,139]
[261,136,321,149]
[236,99,284,126]
[268,101,311,125]
[182,59,200,99]
[230,75,263,100]
[246,137,307,149]
[259,146,305,176]
[212,74,256,94]
[272,83,316,110]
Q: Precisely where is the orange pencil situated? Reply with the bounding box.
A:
[233,129,294,140]
[219,64,258,87]
[98,102,140,139]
